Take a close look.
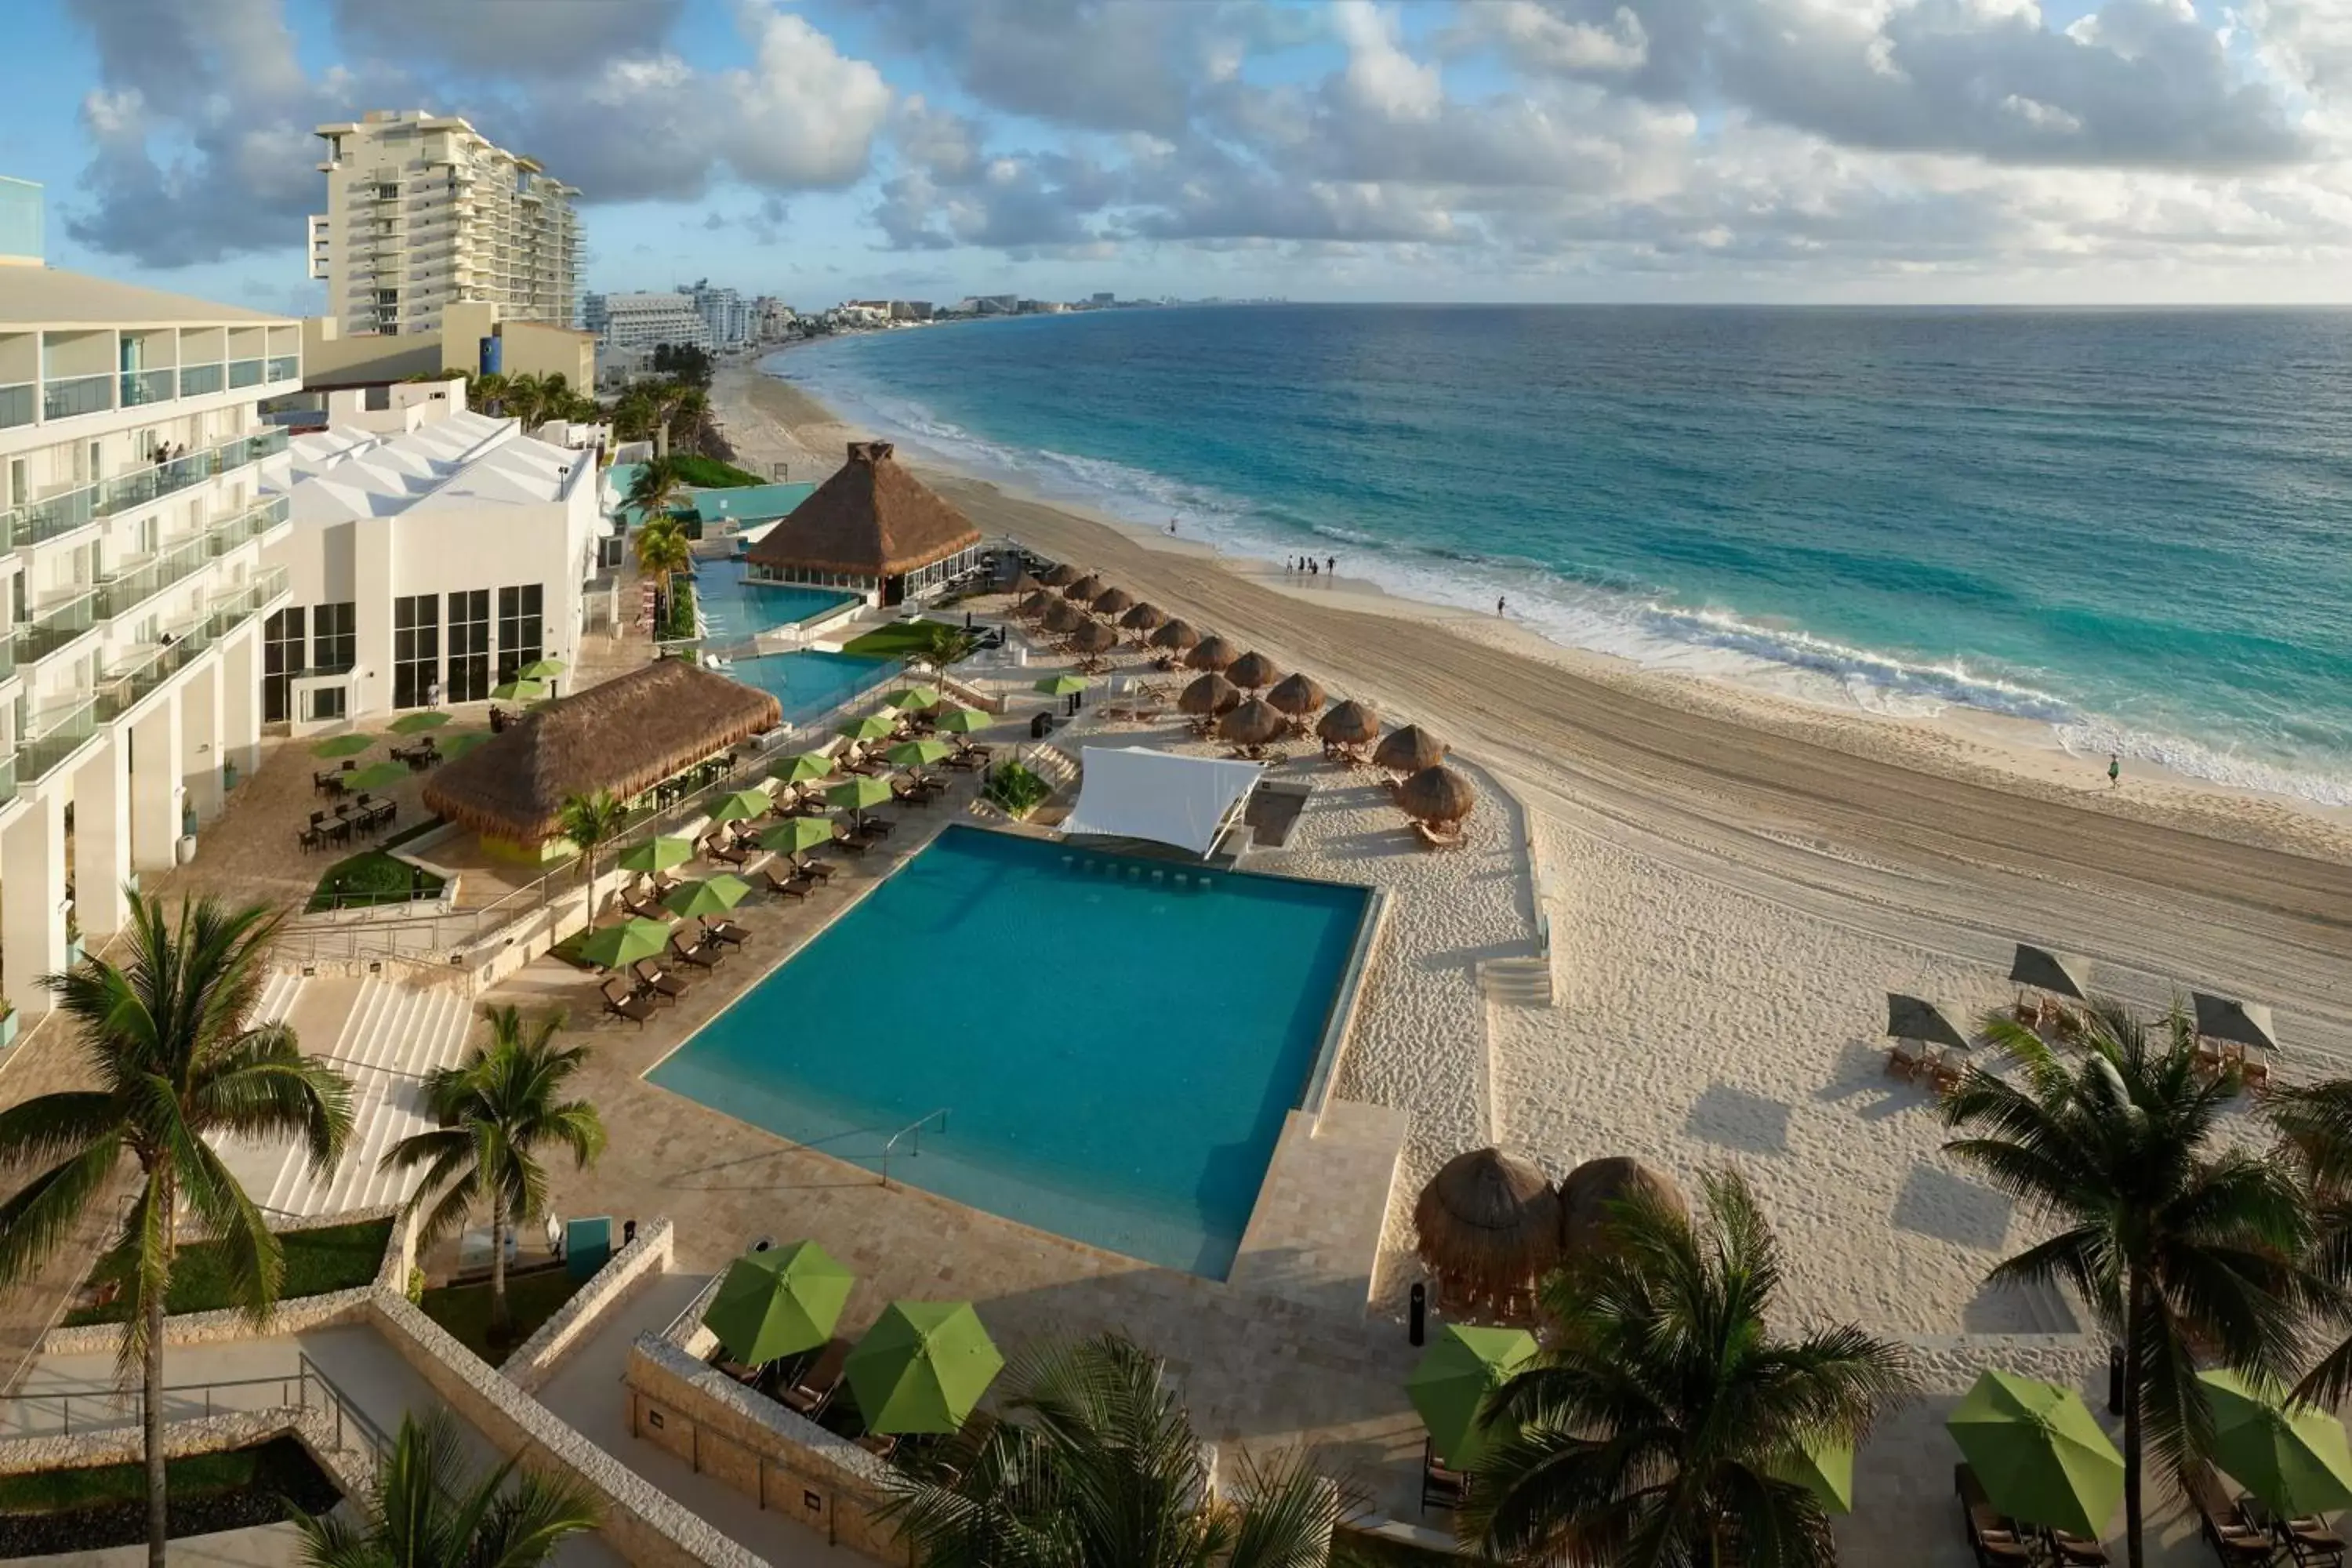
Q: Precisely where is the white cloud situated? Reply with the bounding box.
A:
[723,2,893,189]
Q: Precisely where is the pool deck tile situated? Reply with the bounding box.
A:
[1227,1105,1408,1319]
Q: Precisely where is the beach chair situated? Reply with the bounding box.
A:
[1955,1465,2035,1567]
[1886,1039,1929,1083]
[835,833,875,857]
[1421,1439,1470,1515]
[780,1338,851,1418]
[2187,1462,2277,1566]
[1413,820,1465,851]
[700,914,750,948]
[622,891,670,924]
[600,978,656,1029]
[630,960,687,1005]
[793,853,837,880]
[2283,1513,2347,1567]
[670,931,724,971]
[2047,1526,2113,1566]
[706,837,750,867]
[946,750,982,771]
[761,867,816,901]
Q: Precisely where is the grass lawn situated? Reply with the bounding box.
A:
[307,848,446,913]
[419,1265,582,1366]
[841,619,960,660]
[64,1219,390,1327]
[0,1439,321,1515]
[672,454,764,488]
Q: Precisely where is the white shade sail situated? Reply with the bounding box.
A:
[1062,746,1262,857]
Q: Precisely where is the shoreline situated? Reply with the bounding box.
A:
[717,354,2352,857]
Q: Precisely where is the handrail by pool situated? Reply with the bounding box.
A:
[879,1108,951,1188]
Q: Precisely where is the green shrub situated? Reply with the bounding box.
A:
[306,851,444,913]
[670,454,764,488]
[406,1265,426,1304]
[984,760,1052,818]
[64,1219,392,1325]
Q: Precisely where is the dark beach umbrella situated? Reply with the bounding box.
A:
[1017,590,1058,621]
[1219,697,1286,747]
[1120,602,1168,633]
[1010,571,1047,596]
[1558,1157,1687,1258]
[1414,1147,1563,1305]
[1225,651,1282,691]
[1179,673,1242,717]
[1092,586,1136,617]
[2193,993,2280,1054]
[1396,764,1475,826]
[1065,573,1108,602]
[1150,619,1202,652]
[1186,636,1239,673]
[1373,724,1447,774]
[1317,699,1379,745]
[2009,944,2092,1002]
[1040,599,1089,634]
[1069,620,1119,655]
[1266,671,1327,717]
[1886,993,1971,1053]
[1041,562,1081,587]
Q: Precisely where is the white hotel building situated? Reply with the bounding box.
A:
[0,177,302,1019]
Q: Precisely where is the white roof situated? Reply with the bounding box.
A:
[266,410,589,524]
[0,266,294,327]
[1062,746,1263,858]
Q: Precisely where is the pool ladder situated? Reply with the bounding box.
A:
[879,1108,951,1188]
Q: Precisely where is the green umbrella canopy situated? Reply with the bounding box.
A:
[771,752,837,785]
[517,657,568,680]
[827,777,895,813]
[705,1242,855,1366]
[310,732,374,758]
[2198,1369,2352,1518]
[1034,674,1087,697]
[887,739,953,770]
[492,677,549,703]
[575,917,673,971]
[887,685,945,711]
[388,710,452,734]
[617,836,697,874]
[663,874,753,919]
[438,732,491,761]
[1769,1433,1857,1515]
[707,789,773,824]
[344,761,412,790]
[840,714,898,742]
[760,817,839,856]
[1407,1324,1537,1468]
[933,707,989,735]
[1947,1370,2123,1538]
[844,1301,1004,1436]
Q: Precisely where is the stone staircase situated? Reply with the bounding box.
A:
[1475,954,1553,1007]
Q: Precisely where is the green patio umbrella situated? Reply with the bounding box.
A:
[771,752,837,786]
[1034,674,1087,697]
[844,1301,1004,1436]
[517,657,568,681]
[616,836,697,875]
[388,711,451,734]
[827,775,895,829]
[707,789,773,825]
[344,760,412,790]
[1407,1324,1537,1468]
[760,818,839,857]
[439,732,491,760]
[1946,1370,2123,1539]
[840,714,898,743]
[1769,1432,1857,1515]
[310,732,374,758]
[663,874,753,920]
[492,677,549,702]
[704,1242,855,1366]
[886,739,953,772]
[574,917,672,972]
[887,685,944,711]
[2198,1369,2352,1517]
[933,707,989,735]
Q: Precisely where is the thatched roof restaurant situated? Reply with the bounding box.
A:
[423,659,779,852]
[745,441,983,606]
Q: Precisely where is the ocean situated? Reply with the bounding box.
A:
[776,306,2352,806]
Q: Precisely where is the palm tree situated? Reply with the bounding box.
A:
[1463,1170,1913,1566]
[1944,1000,2325,1568]
[292,1409,597,1566]
[0,895,353,1568]
[905,622,979,676]
[2262,1079,2352,1406]
[881,1330,1348,1568]
[380,1006,604,1345]
[503,372,547,431]
[555,789,630,899]
[669,384,712,456]
[470,371,510,418]
[626,456,686,530]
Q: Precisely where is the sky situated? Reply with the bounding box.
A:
[4,0,2352,309]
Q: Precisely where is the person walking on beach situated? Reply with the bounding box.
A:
[2108,753,2120,788]
[1327,555,1336,575]
[1497,595,1507,616]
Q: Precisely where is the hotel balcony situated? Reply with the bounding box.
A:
[0,329,300,433]
[0,427,288,552]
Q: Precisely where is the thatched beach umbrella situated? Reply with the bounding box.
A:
[1266,671,1327,718]
[1150,619,1201,653]
[1396,764,1476,826]
[1373,724,1448,775]
[1317,700,1380,746]
[1069,621,1119,656]
[1017,590,1058,622]
[1065,573,1108,602]
[1186,635,1239,673]
[1414,1147,1563,1310]
[1120,602,1168,633]
[1041,562,1081,588]
[1219,697,1286,747]
[1009,571,1047,597]
[1092,586,1136,617]
[1040,599,1089,635]
[1225,651,1282,691]
[1178,673,1242,717]
[1559,1156,1687,1259]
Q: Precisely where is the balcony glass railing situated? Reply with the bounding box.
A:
[119,367,174,407]
[227,358,263,389]
[42,372,112,421]
[16,699,97,789]
[177,363,223,397]
[207,565,289,633]
[0,426,289,552]
[94,617,214,722]
[209,494,290,554]
[94,536,209,622]
[267,355,299,383]
[0,753,18,800]
[13,588,96,665]
[0,383,33,429]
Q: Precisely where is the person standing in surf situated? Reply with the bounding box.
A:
[2108,754,2120,788]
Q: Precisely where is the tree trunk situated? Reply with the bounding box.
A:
[489,1200,510,1344]
[143,1196,172,1568]
[2124,1269,2147,1568]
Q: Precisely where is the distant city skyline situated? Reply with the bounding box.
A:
[6,0,2352,312]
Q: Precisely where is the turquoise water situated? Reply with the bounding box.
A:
[693,481,815,524]
[646,826,1371,1276]
[695,559,854,644]
[782,307,2352,805]
[724,648,892,728]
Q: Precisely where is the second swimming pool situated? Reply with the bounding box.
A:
[694,559,855,645]
[721,649,894,729]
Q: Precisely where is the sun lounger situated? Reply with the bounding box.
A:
[706,837,750,866]
[622,892,670,923]
[761,867,816,900]
[2048,1526,2112,1566]
[2187,1462,2276,1566]
[1413,820,1465,851]
[2284,1514,2346,1567]
[670,932,724,970]
[630,960,687,1004]
[792,854,836,880]
[835,833,874,856]
[864,816,896,837]
[1421,1439,1470,1514]
[1956,1465,2035,1567]
[600,978,656,1029]
[1886,1040,1928,1082]
[781,1338,851,1417]
[700,915,750,947]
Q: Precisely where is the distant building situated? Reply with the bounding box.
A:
[977,295,1019,316]
[586,292,711,354]
[309,110,580,339]
[1091,292,1114,306]
[300,303,595,396]
[681,280,749,349]
[752,297,799,340]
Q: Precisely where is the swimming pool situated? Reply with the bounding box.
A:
[646,826,1374,1277]
[723,649,895,728]
[695,559,855,645]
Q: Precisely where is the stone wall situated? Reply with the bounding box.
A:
[0,1404,377,1514]
[504,1218,676,1394]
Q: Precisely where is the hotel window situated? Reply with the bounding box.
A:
[447,589,490,702]
[311,602,355,673]
[263,607,306,725]
[495,583,543,682]
[393,593,439,710]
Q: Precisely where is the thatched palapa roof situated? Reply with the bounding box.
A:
[1397,764,1475,825]
[1093,586,1136,617]
[1318,699,1378,744]
[1150,619,1201,652]
[1018,590,1058,620]
[743,442,981,579]
[1559,1157,1686,1258]
[1179,673,1242,717]
[1065,574,1108,602]
[1187,636,1239,672]
[1266,672,1326,717]
[1010,571,1047,596]
[1225,652,1282,691]
[1220,697,1285,746]
[1069,620,1119,655]
[1041,562,1082,587]
[1414,1147,1563,1301]
[1040,599,1089,634]
[1120,602,1168,633]
[423,661,779,847]
[1374,724,1447,774]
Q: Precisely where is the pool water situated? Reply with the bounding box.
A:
[724,649,895,728]
[694,559,855,645]
[647,826,1373,1277]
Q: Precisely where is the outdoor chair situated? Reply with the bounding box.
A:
[699,914,750,948]
[600,978,655,1029]
[1413,820,1465,851]
[864,816,896,837]
[1955,1465,2035,1567]
[670,931,724,970]
[946,751,982,771]
[781,1338,852,1418]
[296,823,325,854]
[761,867,815,901]
[311,769,342,797]
[2284,1515,2346,1567]
[622,891,670,923]
[1420,1439,1469,1515]
[2186,1463,2275,1566]
[2047,1526,2113,1566]
[630,960,687,1004]
[791,853,836,880]
[835,833,875,856]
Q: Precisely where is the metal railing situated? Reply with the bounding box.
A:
[0,1353,389,1461]
[13,587,96,666]
[879,1109,950,1188]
